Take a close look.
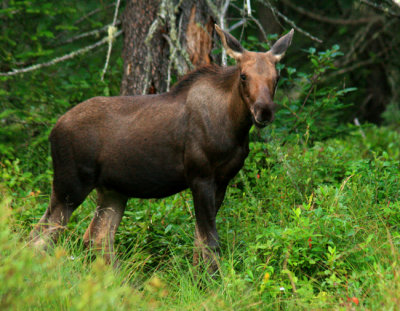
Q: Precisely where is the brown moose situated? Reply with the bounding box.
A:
[30,25,294,272]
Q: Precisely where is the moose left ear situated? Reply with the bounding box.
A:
[269,29,294,62]
[215,24,244,61]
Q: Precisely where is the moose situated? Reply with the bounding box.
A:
[30,25,294,272]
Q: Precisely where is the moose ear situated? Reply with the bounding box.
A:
[269,29,294,62]
[215,24,244,61]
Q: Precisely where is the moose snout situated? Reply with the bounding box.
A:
[252,101,276,128]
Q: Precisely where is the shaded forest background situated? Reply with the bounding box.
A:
[1,1,400,154]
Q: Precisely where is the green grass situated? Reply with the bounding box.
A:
[1,125,400,310]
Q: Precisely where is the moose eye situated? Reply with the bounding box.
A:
[240,73,247,81]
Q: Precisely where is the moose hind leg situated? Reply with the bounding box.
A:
[30,182,92,249]
[83,189,127,264]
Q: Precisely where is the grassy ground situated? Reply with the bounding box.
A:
[1,125,400,310]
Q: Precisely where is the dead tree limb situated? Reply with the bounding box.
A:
[61,21,121,45]
[360,0,400,17]
[282,0,383,25]
[259,0,323,43]
[0,31,122,77]
[101,0,122,81]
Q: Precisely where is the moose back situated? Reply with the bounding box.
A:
[30,25,293,272]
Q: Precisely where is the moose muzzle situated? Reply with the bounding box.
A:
[252,99,277,128]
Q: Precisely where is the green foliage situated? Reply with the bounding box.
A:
[272,45,355,144]
[1,0,123,193]
[0,197,147,310]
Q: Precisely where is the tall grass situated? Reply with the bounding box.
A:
[1,125,400,310]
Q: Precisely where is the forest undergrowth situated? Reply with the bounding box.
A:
[1,125,400,310]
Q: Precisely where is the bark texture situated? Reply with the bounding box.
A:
[121,0,166,95]
[120,0,221,95]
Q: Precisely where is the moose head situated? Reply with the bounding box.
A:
[215,25,294,127]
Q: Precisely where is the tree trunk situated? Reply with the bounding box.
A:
[121,0,221,96]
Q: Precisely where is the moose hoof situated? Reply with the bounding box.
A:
[193,249,220,276]
[29,234,50,254]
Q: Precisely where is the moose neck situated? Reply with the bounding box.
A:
[226,66,253,140]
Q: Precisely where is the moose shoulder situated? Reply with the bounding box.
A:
[30,25,294,272]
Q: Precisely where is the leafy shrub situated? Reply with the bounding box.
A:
[270,45,356,145]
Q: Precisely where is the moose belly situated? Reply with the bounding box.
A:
[97,146,187,199]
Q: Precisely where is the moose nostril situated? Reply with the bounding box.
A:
[254,103,274,124]
[261,108,273,122]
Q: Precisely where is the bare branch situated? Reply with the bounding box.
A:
[260,0,323,43]
[325,44,395,80]
[341,21,377,66]
[360,0,400,17]
[0,31,122,77]
[101,0,121,81]
[327,57,380,78]
[206,0,230,65]
[246,0,252,16]
[61,21,121,45]
[228,19,246,32]
[55,3,117,41]
[220,0,231,66]
[249,14,271,45]
[230,3,271,45]
[74,3,117,25]
[349,18,396,62]
[282,0,383,25]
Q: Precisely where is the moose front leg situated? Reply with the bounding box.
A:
[190,178,220,273]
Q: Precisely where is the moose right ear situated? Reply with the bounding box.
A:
[269,29,294,62]
[215,24,244,61]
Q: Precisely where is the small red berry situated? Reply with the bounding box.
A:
[351,297,359,305]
